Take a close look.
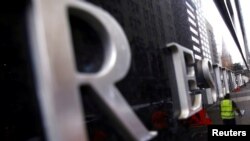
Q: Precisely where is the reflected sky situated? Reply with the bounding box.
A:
[240,0,250,63]
[201,0,248,65]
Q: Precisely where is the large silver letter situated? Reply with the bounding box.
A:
[196,59,217,104]
[228,70,235,91]
[222,68,230,93]
[231,72,237,89]
[220,67,226,97]
[165,43,202,119]
[213,64,223,98]
[28,0,155,141]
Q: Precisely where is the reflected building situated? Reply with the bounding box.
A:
[206,21,219,64]
[171,0,202,61]
[192,0,211,62]
[171,0,213,62]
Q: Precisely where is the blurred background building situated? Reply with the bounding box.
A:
[206,20,219,64]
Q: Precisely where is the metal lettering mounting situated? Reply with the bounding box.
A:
[165,43,202,119]
[28,0,156,141]
[196,59,217,104]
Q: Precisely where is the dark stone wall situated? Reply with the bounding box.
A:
[0,1,45,140]
[170,0,193,50]
[85,0,175,108]
[0,0,203,141]
[171,0,203,58]
[82,0,194,141]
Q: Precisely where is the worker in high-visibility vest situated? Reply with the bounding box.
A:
[220,93,242,125]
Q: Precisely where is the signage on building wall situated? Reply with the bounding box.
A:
[25,0,240,140]
[28,0,156,141]
[165,43,202,119]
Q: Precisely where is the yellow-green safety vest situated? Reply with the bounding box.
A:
[220,99,235,119]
